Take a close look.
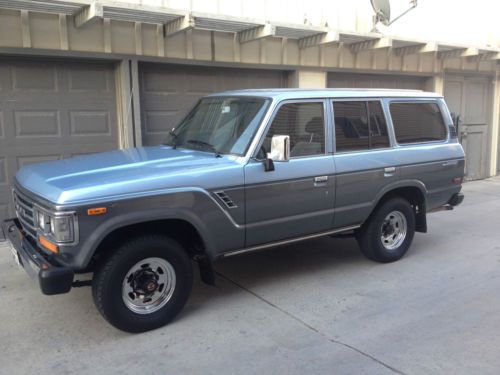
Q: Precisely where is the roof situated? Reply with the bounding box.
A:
[208,88,442,100]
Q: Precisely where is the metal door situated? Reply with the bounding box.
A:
[139,63,287,146]
[244,156,335,247]
[444,74,491,180]
[0,59,119,226]
[328,73,426,90]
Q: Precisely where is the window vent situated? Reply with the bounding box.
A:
[214,191,237,209]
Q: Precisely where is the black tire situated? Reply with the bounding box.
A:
[92,235,193,333]
[356,197,415,263]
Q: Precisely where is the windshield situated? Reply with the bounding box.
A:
[164,96,269,156]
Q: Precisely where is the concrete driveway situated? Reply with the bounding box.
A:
[1,177,499,375]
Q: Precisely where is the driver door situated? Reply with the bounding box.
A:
[244,100,336,247]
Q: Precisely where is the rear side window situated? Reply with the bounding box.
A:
[390,102,447,144]
[333,101,390,152]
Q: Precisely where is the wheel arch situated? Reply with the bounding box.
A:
[367,181,427,233]
[87,217,217,285]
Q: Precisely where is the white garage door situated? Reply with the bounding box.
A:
[0,59,119,226]
[328,73,426,90]
[139,63,287,145]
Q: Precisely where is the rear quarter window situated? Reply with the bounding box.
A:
[390,102,447,144]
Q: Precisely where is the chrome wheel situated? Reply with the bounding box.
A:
[122,257,176,315]
[380,210,407,250]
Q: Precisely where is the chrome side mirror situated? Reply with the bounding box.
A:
[268,135,290,162]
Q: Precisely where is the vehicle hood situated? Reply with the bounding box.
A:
[16,146,243,205]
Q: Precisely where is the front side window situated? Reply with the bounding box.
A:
[260,102,325,158]
[164,97,269,156]
[390,102,447,144]
[333,101,390,152]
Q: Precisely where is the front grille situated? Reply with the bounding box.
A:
[13,189,37,239]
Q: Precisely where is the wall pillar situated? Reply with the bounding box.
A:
[116,59,134,149]
[116,59,141,149]
[489,68,500,176]
[288,70,327,88]
[425,73,444,94]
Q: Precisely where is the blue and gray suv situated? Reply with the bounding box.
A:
[2,89,465,332]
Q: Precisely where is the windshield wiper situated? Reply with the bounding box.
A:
[186,139,221,157]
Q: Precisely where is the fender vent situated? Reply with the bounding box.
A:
[214,191,237,209]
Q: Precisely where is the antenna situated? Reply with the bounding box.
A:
[371,0,417,32]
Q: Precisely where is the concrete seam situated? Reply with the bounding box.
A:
[216,271,407,375]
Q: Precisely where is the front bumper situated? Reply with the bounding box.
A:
[2,218,74,295]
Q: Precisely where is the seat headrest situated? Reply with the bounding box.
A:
[305,116,324,135]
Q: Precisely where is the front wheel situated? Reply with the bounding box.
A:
[92,235,193,333]
[356,197,416,263]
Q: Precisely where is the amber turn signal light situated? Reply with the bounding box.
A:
[87,207,107,216]
[39,235,59,253]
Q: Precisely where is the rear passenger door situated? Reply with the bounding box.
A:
[332,100,397,228]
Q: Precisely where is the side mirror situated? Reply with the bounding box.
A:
[268,135,290,162]
[262,135,290,172]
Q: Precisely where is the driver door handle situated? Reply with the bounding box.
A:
[314,176,328,183]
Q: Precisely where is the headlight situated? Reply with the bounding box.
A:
[50,216,73,242]
[37,210,50,232]
[34,207,76,243]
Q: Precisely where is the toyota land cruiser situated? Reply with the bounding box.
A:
[2,89,465,332]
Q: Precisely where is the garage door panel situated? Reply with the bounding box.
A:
[328,73,425,90]
[140,63,286,146]
[464,81,487,124]
[0,112,4,138]
[443,80,463,114]
[0,59,119,227]
[141,69,182,94]
[444,75,491,180]
[14,110,61,138]
[12,64,57,92]
[0,157,6,185]
[186,72,217,94]
[69,110,112,137]
[16,154,62,169]
[68,67,111,92]
[144,110,179,135]
[373,79,396,88]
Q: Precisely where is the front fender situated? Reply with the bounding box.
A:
[64,189,244,269]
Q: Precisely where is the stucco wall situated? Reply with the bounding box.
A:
[117,0,499,48]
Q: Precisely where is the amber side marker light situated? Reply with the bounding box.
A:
[87,207,107,216]
[39,235,59,253]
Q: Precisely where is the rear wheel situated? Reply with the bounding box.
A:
[356,197,415,263]
[92,235,193,333]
